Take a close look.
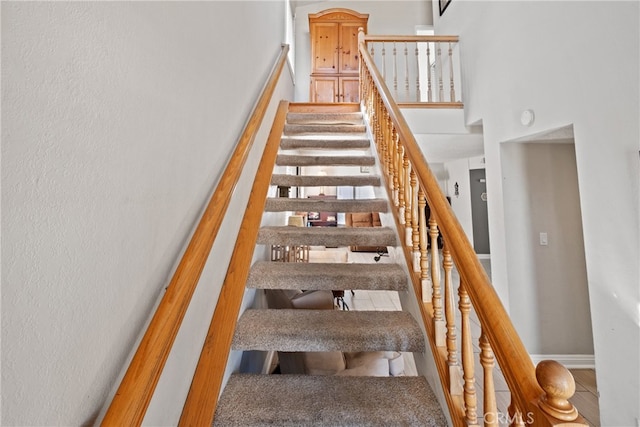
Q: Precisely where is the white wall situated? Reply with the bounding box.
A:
[1,2,292,425]
[434,2,639,424]
[502,142,593,356]
[293,1,432,101]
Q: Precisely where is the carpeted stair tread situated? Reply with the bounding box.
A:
[214,374,446,426]
[286,112,363,123]
[264,198,388,213]
[247,262,407,291]
[280,137,370,150]
[233,309,425,352]
[276,154,375,167]
[284,123,366,134]
[257,226,397,247]
[271,174,381,187]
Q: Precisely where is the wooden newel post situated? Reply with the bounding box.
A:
[535,360,579,422]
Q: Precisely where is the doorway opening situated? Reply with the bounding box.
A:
[500,126,595,366]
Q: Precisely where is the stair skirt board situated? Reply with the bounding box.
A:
[214,374,447,427]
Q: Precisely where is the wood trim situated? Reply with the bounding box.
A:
[179,100,290,426]
[398,102,464,109]
[100,45,289,427]
[289,102,361,113]
[308,8,369,23]
[359,42,543,415]
[364,35,459,43]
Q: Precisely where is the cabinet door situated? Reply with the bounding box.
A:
[339,77,360,102]
[339,22,362,73]
[311,76,339,103]
[311,23,339,74]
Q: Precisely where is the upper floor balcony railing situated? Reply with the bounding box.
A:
[360,29,462,108]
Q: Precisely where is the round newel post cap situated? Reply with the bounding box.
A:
[536,360,579,421]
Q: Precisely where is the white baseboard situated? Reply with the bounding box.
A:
[529,354,595,369]
[477,254,491,260]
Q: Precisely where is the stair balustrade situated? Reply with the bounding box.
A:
[361,29,462,107]
[358,32,588,426]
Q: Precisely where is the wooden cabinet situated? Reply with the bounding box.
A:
[309,9,368,103]
[310,76,360,103]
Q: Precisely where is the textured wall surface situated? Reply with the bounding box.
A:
[1,2,291,425]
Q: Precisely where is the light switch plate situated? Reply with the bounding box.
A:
[539,232,548,246]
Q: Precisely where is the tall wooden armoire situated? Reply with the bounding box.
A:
[308,9,369,103]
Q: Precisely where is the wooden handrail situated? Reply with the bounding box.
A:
[363,34,459,43]
[179,100,290,426]
[359,40,585,425]
[101,44,289,427]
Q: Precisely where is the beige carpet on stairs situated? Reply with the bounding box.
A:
[213,107,447,426]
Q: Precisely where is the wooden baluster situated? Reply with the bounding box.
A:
[536,360,580,422]
[480,332,498,427]
[404,155,412,246]
[384,108,396,204]
[379,106,387,174]
[459,282,478,425]
[376,97,392,179]
[381,42,386,81]
[370,43,375,61]
[437,42,445,102]
[426,40,433,102]
[387,114,400,207]
[382,107,388,175]
[404,42,410,101]
[430,215,444,345]
[418,189,431,302]
[415,42,421,102]
[449,42,456,102]
[443,243,463,395]
[411,170,420,272]
[397,139,405,224]
[392,42,398,95]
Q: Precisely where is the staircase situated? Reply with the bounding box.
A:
[213,104,447,426]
